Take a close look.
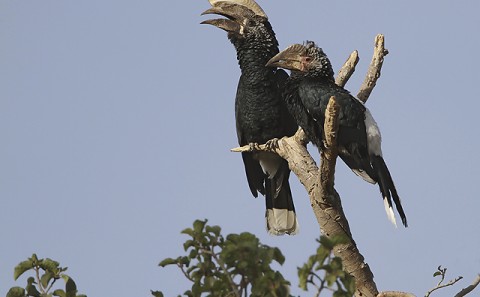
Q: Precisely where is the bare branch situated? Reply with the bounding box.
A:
[454,274,480,297]
[357,34,389,103]
[336,50,359,88]
[319,96,340,192]
[425,276,463,297]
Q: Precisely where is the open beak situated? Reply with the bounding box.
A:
[200,3,252,35]
[200,18,241,34]
[266,44,307,71]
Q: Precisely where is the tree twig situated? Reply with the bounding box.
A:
[425,276,463,297]
[357,34,389,103]
[177,264,195,283]
[201,248,240,297]
[454,274,480,297]
[336,50,359,88]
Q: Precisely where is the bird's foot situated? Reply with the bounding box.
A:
[265,138,280,152]
[248,142,261,152]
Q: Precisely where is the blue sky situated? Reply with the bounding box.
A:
[1,1,479,296]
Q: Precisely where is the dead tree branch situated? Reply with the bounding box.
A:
[336,50,359,88]
[454,274,480,297]
[357,34,389,103]
[425,276,463,297]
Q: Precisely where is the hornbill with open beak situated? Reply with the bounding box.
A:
[201,1,299,234]
[267,41,407,227]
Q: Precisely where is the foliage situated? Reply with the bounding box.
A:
[155,220,357,297]
[297,235,354,297]
[6,254,86,297]
[155,219,291,297]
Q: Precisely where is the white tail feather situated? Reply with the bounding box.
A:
[383,198,397,227]
[266,209,299,235]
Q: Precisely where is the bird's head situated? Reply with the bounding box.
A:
[266,41,334,79]
[201,0,274,47]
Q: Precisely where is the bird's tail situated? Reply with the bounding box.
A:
[371,155,408,227]
[265,161,299,235]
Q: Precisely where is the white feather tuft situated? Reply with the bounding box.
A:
[383,198,397,227]
[266,209,299,235]
[257,152,280,178]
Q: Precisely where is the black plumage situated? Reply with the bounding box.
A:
[267,41,407,227]
[201,1,299,234]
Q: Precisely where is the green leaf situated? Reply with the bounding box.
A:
[40,258,60,273]
[26,283,41,297]
[14,259,34,280]
[150,290,164,297]
[183,239,195,251]
[62,275,77,297]
[178,256,190,266]
[6,287,26,297]
[40,271,54,288]
[297,266,309,290]
[333,289,348,297]
[330,257,343,271]
[319,236,334,250]
[330,234,350,246]
[158,258,177,267]
[272,247,285,265]
[205,225,221,237]
[325,270,337,286]
[181,227,194,237]
[433,271,442,277]
[188,249,198,259]
[193,219,207,233]
[53,289,66,297]
[30,254,39,264]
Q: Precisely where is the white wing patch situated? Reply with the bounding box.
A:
[364,108,383,157]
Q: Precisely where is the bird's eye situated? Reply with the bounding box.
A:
[244,19,255,27]
[305,57,312,63]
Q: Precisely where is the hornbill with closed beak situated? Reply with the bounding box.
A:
[201,1,299,234]
[267,41,407,227]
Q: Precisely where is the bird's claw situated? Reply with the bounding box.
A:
[265,138,280,151]
[248,142,261,152]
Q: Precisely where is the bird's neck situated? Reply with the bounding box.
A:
[290,71,335,84]
[234,39,279,79]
